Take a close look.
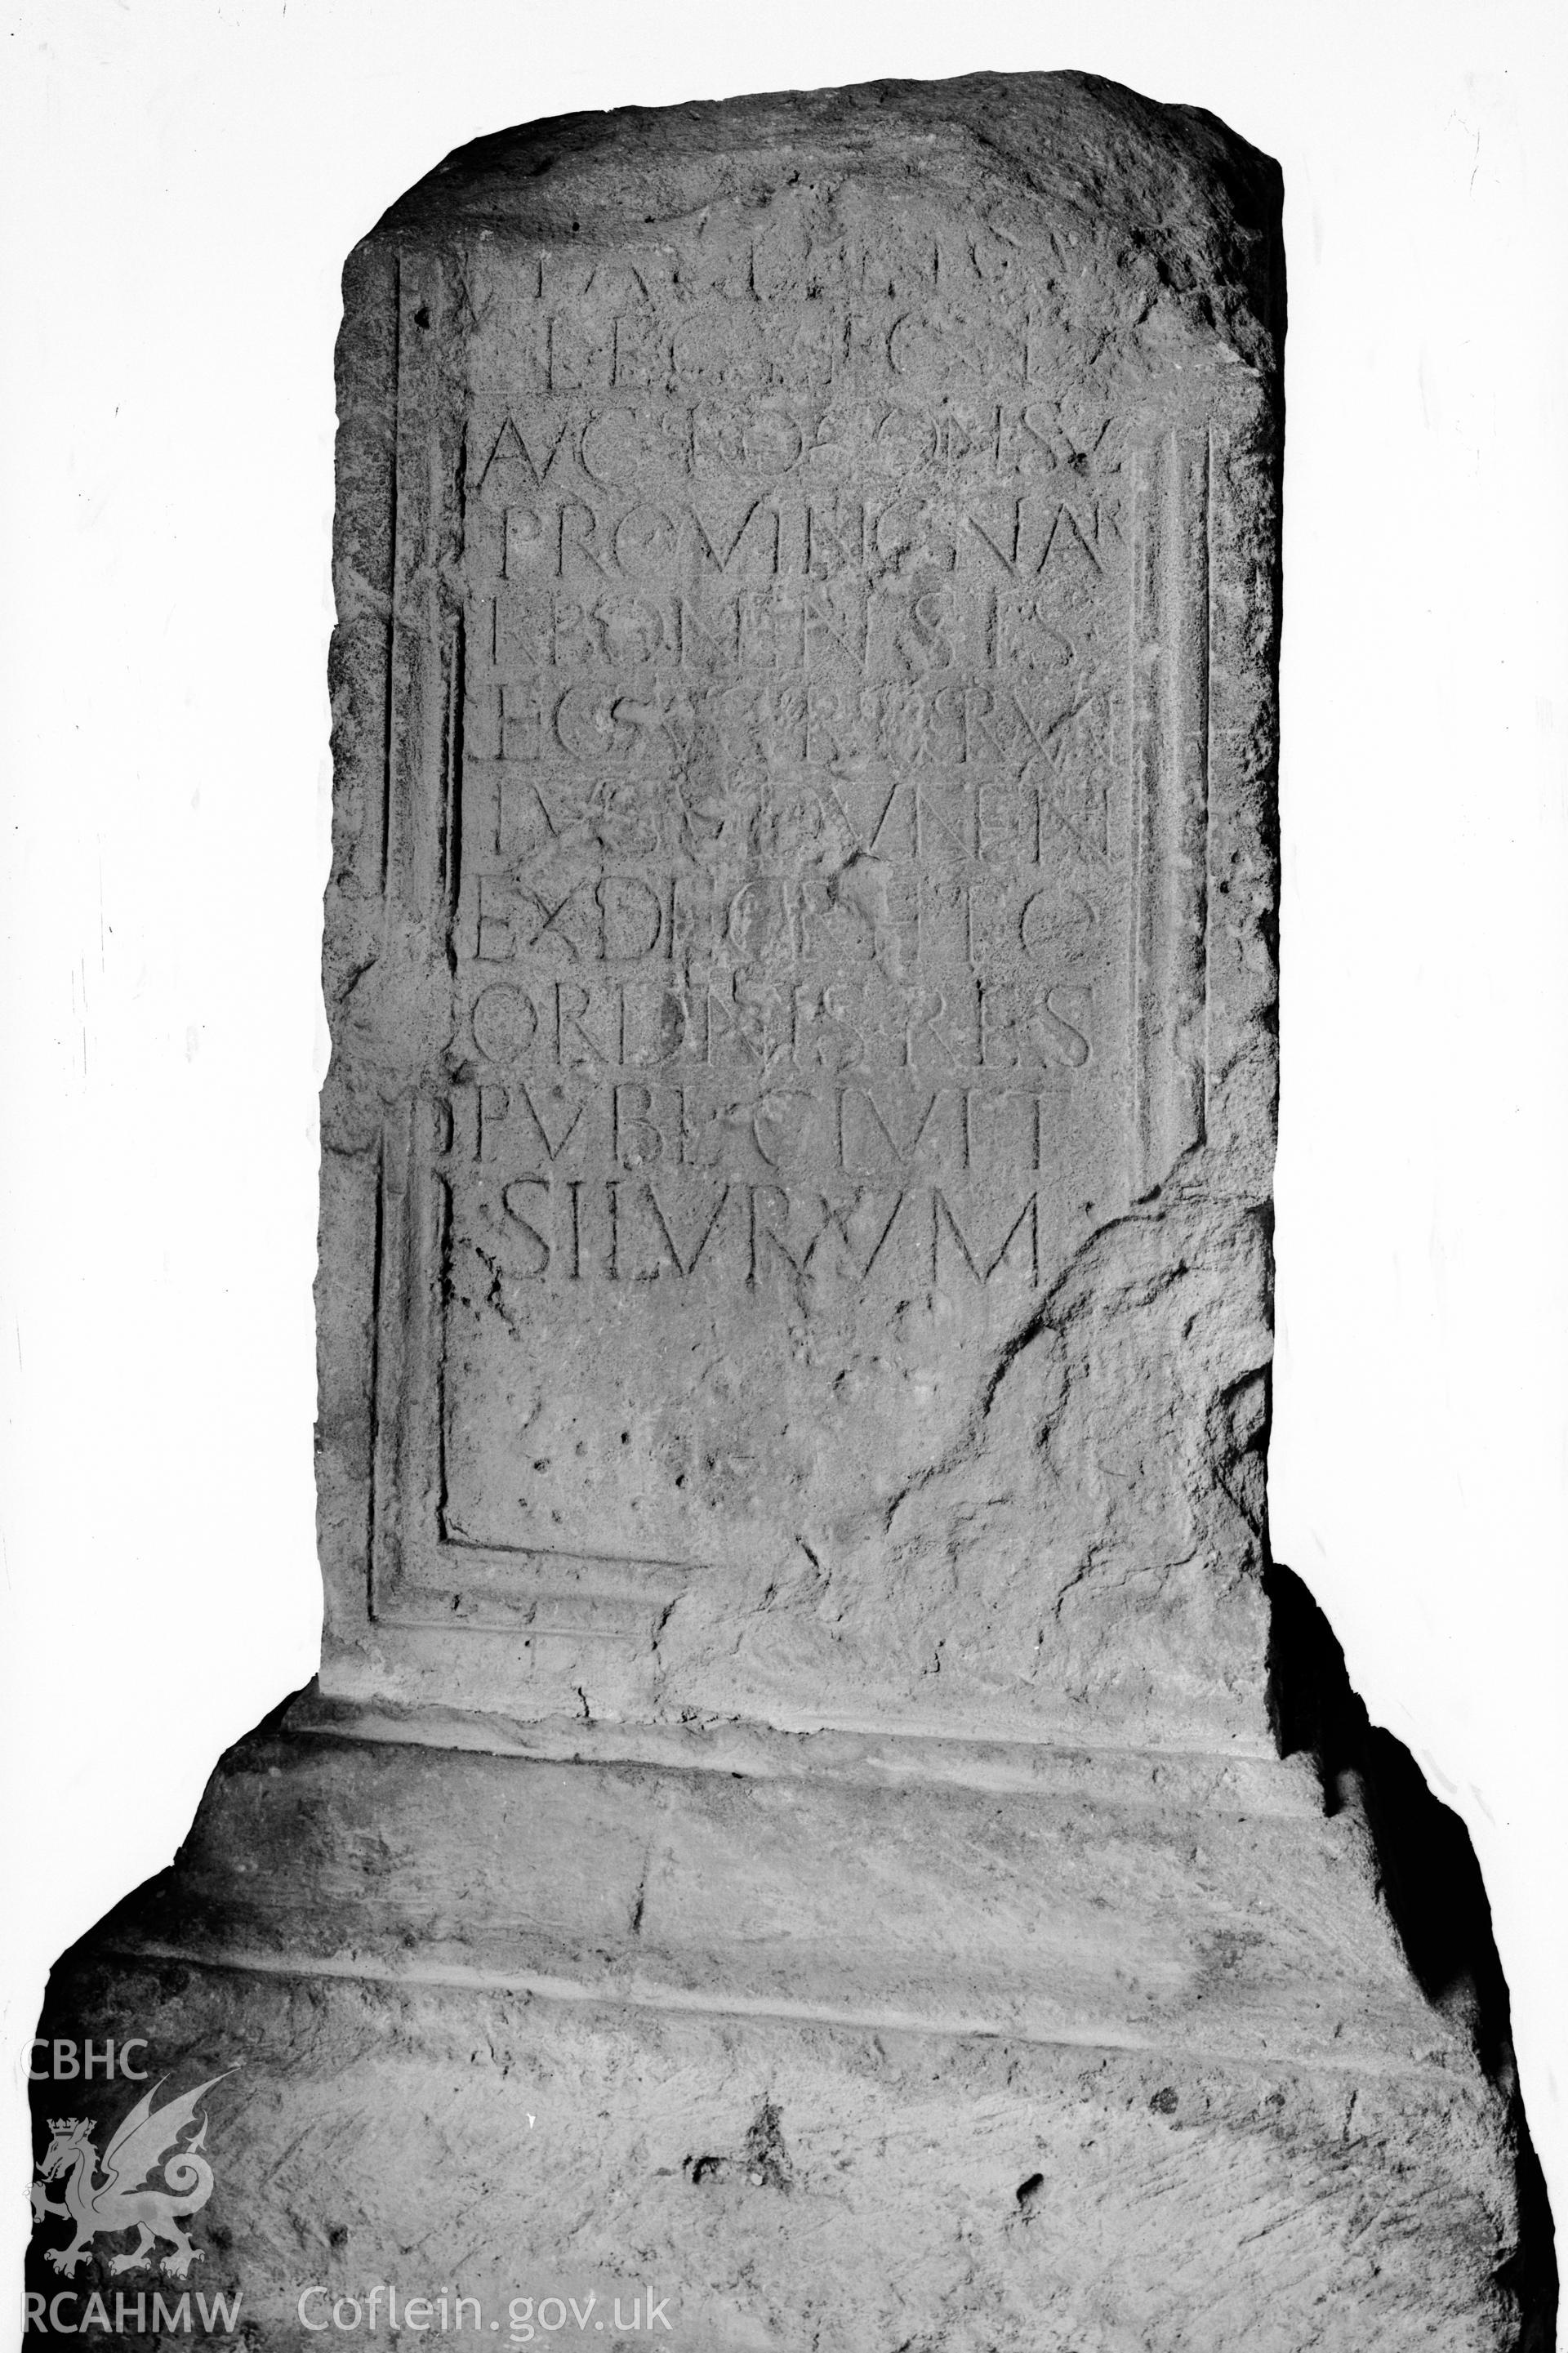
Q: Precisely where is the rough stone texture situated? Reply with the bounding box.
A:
[317,73,1282,1745]
[30,74,1552,2351]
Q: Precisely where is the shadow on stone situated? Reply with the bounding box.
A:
[1266,1558,1557,2349]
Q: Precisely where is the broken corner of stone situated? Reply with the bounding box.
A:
[33,74,1555,2350]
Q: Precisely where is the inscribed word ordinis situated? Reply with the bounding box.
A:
[33,77,1552,2352]
[321,76,1281,1745]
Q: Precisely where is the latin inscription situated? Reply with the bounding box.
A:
[449,203,1130,1341]
[372,185,1223,1583]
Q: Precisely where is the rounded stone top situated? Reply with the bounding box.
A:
[363,72,1284,380]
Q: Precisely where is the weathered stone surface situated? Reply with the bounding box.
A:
[318,69,1281,1745]
[30,1936,1535,2351]
[29,73,1552,2351]
[33,1661,1550,2347]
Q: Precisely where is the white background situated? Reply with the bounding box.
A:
[2,0,1566,2328]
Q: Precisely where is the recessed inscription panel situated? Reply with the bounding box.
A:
[435,196,1131,1584]
[327,115,1279,1734]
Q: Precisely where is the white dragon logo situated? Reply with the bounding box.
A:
[32,2074,232,2279]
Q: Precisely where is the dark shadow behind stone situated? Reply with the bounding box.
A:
[1266,1558,1557,2348]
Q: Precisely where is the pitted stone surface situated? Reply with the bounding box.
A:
[30,75,1551,2352]
[319,72,1281,1742]
[29,1945,1537,2353]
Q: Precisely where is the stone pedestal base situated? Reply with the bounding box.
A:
[29,1676,1548,2351]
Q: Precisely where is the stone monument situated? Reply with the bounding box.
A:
[29,74,1553,2351]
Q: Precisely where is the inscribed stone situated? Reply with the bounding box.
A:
[29,78,1551,2353]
